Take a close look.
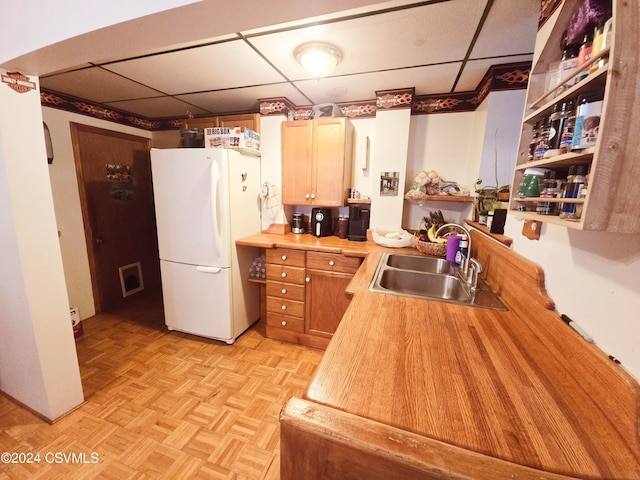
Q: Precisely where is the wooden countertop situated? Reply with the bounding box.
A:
[237,231,640,479]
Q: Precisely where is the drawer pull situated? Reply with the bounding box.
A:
[281,305,287,311]
[281,320,287,326]
[329,260,335,266]
[281,272,287,278]
[281,255,287,261]
[281,288,287,294]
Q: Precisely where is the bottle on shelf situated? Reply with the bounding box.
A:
[527,121,541,162]
[590,17,613,74]
[571,94,603,150]
[556,32,580,95]
[548,101,571,153]
[559,100,576,154]
[559,165,587,219]
[576,31,593,83]
[537,171,560,216]
[534,116,551,160]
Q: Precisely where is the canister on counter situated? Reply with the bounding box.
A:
[292,212,305,234]
[337,217,349,239]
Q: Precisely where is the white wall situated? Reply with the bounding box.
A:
[370,109,411,231]
[506,220,640,378]
[477,89,527,190]
[0,73,84,420]
[43,107,153,320]
[403,111,479,229]
[259,115,287,229]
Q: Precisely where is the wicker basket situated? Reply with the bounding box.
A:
[415,240,446,257]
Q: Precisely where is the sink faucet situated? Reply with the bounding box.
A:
[435,223,483,290]
[467,258,483,292]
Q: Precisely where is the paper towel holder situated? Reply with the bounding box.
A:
[359,136,369,170]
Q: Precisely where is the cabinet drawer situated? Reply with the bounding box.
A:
[306,251,361,274]
[266,264,306,284]
[267,296,305,318]
[266,313,304,333]
[266,248,305,267]
[266,281,305,301]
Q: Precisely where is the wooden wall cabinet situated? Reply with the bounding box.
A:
[282,118,354,207]
[509,0,640,232]
[265,248,360,350]
[185,113,260,133]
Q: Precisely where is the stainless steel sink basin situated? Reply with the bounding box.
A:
[385,253,452,274]
[369,252,507,311]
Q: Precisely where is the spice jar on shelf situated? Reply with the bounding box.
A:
[527,121,541,162]
[534,116,551,161]
[576,31,593,83]
[559,100,576,153]
[556,32,580,94]
[590,17,613,74]
[537,171,560,216]
[560,165,587,219]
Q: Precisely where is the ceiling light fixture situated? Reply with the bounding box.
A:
[295,42,343,78]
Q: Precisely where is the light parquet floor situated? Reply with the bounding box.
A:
[0,291,323,479]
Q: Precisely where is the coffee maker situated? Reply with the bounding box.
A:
[348,205,370,241]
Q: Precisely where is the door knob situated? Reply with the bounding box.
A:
[95,238,103,244]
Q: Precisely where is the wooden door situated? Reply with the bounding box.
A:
[282,121,313,205]
[312,118,353,206]
[71,123,160,312]
[305,270,353,338]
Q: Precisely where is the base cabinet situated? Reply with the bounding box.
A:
[265,248,360,349]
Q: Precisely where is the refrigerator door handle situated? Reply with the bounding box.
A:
[209,157,222,257]
[196,266,222,274]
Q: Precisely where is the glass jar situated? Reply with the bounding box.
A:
[576,31,593,83]
[560,165,586,219]
[537,171,560,215]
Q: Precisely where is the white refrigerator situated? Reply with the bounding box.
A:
[150,148,261,343]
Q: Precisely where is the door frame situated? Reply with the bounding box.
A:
[70,122,152,313]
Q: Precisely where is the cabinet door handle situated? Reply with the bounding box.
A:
[281,321,287,326]
[281,288,287,294]
[329,260,335,266]
[305,193,310,199]
[281,305,287,311]
[311,193,315,199]
[281,272,287,278]
[305,277,310,283]
[281,255,287,261]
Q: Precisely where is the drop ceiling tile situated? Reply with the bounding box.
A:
[470,0,539,59]
[104,96,210,118]
[454,54,533,92]
[248,0,486,81]
[294,62,463,105]
[103,39,286,95]
[40,66,162,102]
[177,83,311,114]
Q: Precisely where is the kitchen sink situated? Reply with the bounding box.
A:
[369,252,507,311]
[384,253,452,274]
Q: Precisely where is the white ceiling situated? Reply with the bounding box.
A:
[39,0,540,120]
